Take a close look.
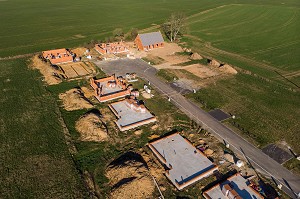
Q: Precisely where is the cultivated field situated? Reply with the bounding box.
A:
[0,59,86,198]
[186,4,300,85]
[0,0,299,58]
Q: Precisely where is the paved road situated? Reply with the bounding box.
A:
[94,58,300,198]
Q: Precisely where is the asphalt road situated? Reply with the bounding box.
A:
[94,58,300,198]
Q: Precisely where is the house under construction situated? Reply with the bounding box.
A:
[90,75,131,102]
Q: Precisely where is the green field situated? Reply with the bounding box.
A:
[1,0,300,197]
[0,0,299,59]
[187,73,300,149]
[0,59,86,198]
[180,2,300,152]
[186,4,300,86]
[0,0,225,57]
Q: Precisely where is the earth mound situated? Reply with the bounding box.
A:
[75,113,108,142]
[59,88,93,111]
[106,152,154,199]
[190,52,203,60]
[30,55,62,85]
[72,47,88,57]
[210,59,221,67]
[219,64,238,74]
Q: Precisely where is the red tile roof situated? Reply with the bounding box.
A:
[42,48,73,65]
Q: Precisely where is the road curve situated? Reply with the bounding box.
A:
[94,58,300,198]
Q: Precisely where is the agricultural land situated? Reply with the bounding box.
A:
[0,0,299,198]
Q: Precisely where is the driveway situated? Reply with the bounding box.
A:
[94,58,300,198]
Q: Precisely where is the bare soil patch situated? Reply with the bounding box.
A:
[184,64,220,79]
[190,52,203,60]
[59,88,93,111]
[81,86,95,98]
[75,113,108,142]
[135,43,190,68]
[106,152,154,199]
[59,62,95,79]
[219,64,238,74]
[143,55,166,65]
[30,55,62,85]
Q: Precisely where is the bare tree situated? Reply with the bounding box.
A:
[130,28,139,40]
[162,13,186,42]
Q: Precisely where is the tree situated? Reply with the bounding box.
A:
[130,28,139,40]
[162,13,186,42]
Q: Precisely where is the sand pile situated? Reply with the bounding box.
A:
[75,113,108,142]
[219,64,238,74]
[59,88,93,111]
[106,152,154,199]
[190,52,202,60]
[30,55,62,85]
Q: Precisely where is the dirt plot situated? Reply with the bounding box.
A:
[75,113,108,142]
[59,62,95,78]
[135,43,190,68]
[106,152,155,199]
[184,64,220,79]
[30,55,62,85]
[72,47,88,57]
[59,88,93,111]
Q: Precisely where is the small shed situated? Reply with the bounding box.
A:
[134,32,164,51]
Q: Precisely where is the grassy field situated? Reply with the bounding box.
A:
[0,0,299,58]
[187,73,300,150]
[0,0,226,57]
[186,3,300,86]
[0,59,86,198]
[178,2,300,153]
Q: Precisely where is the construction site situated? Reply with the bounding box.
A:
[27,32,283,199]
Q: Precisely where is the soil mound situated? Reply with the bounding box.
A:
[219,64,238,74]
[75,113,108,142]
[190,52,203,60]
[81,86,95,98]
[72,47,88,57]
[30,55,62,85]
[210,59,221,67]
[59,88,93,111]
[106,152,154,199]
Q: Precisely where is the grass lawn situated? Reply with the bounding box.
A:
[0,59,86,198]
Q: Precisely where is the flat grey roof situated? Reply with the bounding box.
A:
[98,80,123,95]
[204,174,263,199]
[139,32,164,46]
[150,133,216,188]
[110,100,155,128]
